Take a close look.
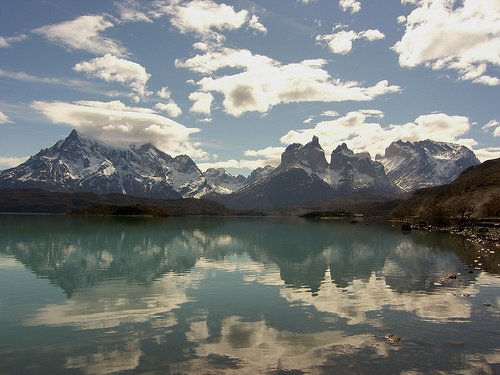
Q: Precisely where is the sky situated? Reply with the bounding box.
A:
[0,0,499,174]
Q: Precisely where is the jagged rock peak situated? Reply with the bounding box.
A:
[281,136,329,172]
[334,142,349,151]
[306,135,321,148]
[356,152,371,160]
[203,167,247,194]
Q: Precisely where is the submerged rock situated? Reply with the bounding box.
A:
[401,223,412,232]
[385,334,401,343]
[207,353,244,369]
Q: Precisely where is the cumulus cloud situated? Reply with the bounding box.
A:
[473,147,500,161]
[196,111,482,172]
[33,15,126,56]
[393,0,500,86]
[321,110,339,117]
[195,117,212,123]
[176,46,400,117]
[280,111,473,157]
[316,26,385,55]
[157,86,172,99]
[0,111,11,124]
[482,119,500,136]
[189,91,214,115]
[154,102,182,117]
[31,100,208,159]
[248,15,267,34]
[73,54,151,96]
[339,0,361,13]
[0,34,27,48]
[244,146,284,164]
[198,146,284,171]
[198,159,265,171]
[199,146,284,171]
[115,0,153,23]
[0,156,29,169]
[151,0,267,41]
[225,111,479,171]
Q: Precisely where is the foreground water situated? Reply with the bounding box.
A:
[0,215,499,374]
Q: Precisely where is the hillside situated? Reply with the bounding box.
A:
[0,188,240,216]
[389,158,500,219]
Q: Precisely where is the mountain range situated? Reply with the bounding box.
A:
[390,157,500,219]
[377,139,480,192]
[0,130,481,209]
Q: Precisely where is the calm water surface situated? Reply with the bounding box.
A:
[0,215,499,374]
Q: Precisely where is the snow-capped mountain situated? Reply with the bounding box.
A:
[279,136,329,174]
[203,168,247,194]
[378,140,480,192]
[246,165,274,185]
[0,131,482,206]
[0,130,211,199]
[329,143,397,195]
[217,136,398,209]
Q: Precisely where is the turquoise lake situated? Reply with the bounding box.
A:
[0,215,499,374]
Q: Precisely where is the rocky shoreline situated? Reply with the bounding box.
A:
[390,218,500,246]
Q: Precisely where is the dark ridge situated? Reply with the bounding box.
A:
[0,188,250,216]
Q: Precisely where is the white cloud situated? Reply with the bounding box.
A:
[0,34,27,48]
[0,69,125,97]
[248,15,267,34]
[73,54,151,96]
[154,102,182,117]
[397,15,406,24]
[280,111,473,158]
[195,117,212,123]
[393,0,500,86]
[482,119,500,136]
[154,86,182,117]
[176,46,400,117]
[115,0,153,23]
[198,158,270,171]
[473,147,500,161]
[244,146,284,165]
[0,111,11,124]
[31,100,208,159]
[33,15,126,56]
[0,156,29,169]
[157,86,172,99]
[153,0,249,41]
[189,91,214,115]
[321,110,339,117]
[316,27,385,55]
[359,109,384,118]
[199,146,284,171]
[339,0,361,13]
[303,116,314,124]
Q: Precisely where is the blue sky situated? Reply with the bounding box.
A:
[0,0,498,174]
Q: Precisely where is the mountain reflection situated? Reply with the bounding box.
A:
[0,215,495,297]
[0,215,499,375]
